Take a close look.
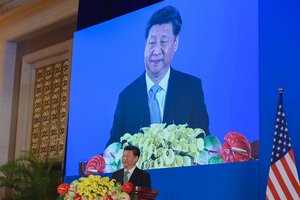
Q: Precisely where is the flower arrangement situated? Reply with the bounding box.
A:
[121,123,222,169]
[57,175,133,200]
[103,124,226,172]
[84,124,253,173]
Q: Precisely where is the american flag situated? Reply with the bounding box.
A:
[266,91,300,200]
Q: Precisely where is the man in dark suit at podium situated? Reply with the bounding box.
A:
[106,6,209,147]
[112,145,151,187]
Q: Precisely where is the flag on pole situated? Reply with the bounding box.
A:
[266,88,300,200]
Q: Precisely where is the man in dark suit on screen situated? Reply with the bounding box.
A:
[112,145,151,187]
[106,6,209,147]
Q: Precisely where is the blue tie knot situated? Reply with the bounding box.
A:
[124,170,129,176]
[150,84,161,95]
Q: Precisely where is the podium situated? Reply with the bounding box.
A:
[131,186,159,200]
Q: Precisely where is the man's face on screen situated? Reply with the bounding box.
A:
[144,23,178,82]
[122,150,138,170]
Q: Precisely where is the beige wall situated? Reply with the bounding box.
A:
[0,0,78,167]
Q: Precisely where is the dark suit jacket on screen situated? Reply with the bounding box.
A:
[112,167,151,188]
[106,67,209,146]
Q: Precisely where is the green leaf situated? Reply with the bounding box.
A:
[208,156,224,164]
[204,135,222,155]
[0,152,62,200]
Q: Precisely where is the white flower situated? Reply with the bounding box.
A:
[196,138,205,151]
[163,149,175,165]
[154,147,164,158]
[188,143,198,153]
[142,138,154,152]
[194,128,205,137]
[114,123,211,169]
[173,155,183,167]
[131,140,139,146]
[120,133,132,142]
[183,156,192,166]
[167,131,175,142]
[142,160,150,169]
[171,140,181,151]
[165,124,177,132]
[188,151,200,160]
[136,157,143,169]
[135,133,144,139]
[186,128,197,139]
[179,138,189,152]
[138,137,146,147]
[154,137,166,148]
[162,129,170,141]
[143,143,154,160]
[149,160,156,169]
[150,123,166,133]
[154,157,165,168]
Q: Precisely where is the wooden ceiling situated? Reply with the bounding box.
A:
[0,0,38,20]
[0,0,78,42]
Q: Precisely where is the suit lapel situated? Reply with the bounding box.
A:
[134,73,151,127]
[129,167,140,184]
[121,169,125,184]
[163,68,177,123]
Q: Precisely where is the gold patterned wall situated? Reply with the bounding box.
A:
[31,60,69,161]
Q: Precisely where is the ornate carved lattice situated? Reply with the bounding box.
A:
[31,60,69,161]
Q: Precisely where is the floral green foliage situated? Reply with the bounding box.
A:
[0,152,62,200]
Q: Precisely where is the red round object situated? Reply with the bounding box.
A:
[57,183,70,195]
[221,132,251,162]
[85,155,106,174]
[74,194,82,200]
[121,182,134,193]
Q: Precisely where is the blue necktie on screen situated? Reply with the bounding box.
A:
[123,170,129,183]
[149,84,162,123]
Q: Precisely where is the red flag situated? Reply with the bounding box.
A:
[266,90,300,200]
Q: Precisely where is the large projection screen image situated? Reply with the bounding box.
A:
[65,0,258,176]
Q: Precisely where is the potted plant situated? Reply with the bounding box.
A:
[0,152,62,200]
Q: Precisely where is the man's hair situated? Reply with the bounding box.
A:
[145,5,182,39]
[124,145,140,157]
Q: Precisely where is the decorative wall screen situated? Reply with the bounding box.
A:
[31,60,70,161]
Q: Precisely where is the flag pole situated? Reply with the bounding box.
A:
[265,89,300,200]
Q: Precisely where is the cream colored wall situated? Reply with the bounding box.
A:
[0,0,78,167]
[0,42,17,164]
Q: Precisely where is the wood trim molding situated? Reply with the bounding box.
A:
[15,39,73,158]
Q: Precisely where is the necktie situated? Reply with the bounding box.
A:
[148,84,162,123]
[123,170,129,183]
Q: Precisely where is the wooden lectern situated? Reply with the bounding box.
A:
[130,186,159,200]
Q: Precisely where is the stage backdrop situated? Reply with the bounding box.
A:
[66,0,258,176]
[64,0,261,199]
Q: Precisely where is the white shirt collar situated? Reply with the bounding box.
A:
[146,67,170,92]
[125,165,136,174]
